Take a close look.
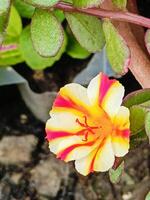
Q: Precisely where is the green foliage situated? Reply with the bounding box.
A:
[31,9,64,57]
[103,19,130,74]
[112,0,127,9]
[6,6,22,38]
[129,104,148,135]
[66,26,90,59]
[145,112,150,143]
[24,0,60,8]
[109,162,124,184]
[0,0,11,44]
[14,0,35,18]
[0,6,23,66]
[20,26,67,70]
[145,192,150,200]
[123,89,150,108]
[73,0,103,8]
[54,10,65,23]
[123,89,150,144]
[65,13,105,53]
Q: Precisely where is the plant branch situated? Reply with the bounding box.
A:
[55,2,150,28]
[101,0,150,88]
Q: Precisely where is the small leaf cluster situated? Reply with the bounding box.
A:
[0,0,129,73]
[123,89,150,147]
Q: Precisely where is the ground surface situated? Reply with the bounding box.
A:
[0,67,149,200]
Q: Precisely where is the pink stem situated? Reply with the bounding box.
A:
[55,2,150,28]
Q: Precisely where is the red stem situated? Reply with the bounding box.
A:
[55,2,150,28]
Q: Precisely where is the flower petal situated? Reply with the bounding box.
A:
[46,112,99,160]
[52,83,90,116]
[75,136,115,176]
[113,106,130,130]
[87,73,124,118]
[112,106,130,157]
[46,112,81,133]
[56,136,99,162]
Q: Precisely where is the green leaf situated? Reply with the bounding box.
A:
[73,0,103,8]
[0,45,23,66]
[112,0,127,9]
[130,105,148,135]
[145,192,150,200]
[0,36,23,66]
[14,0,35,18]
[65,13,105,53]
[123,89,150,108]
[103,19,130,74]
[54,9,65,23]
[24,0,60,8]
[66,26,90,59]
[0,0,11,44]
[145,29,150,55]
[31,8,64,57]
[109,162,124,184]
[6,6,22,38]
[145,112,150,143]
[20,26,67,70]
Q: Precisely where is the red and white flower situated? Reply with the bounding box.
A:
[46,73,130,176]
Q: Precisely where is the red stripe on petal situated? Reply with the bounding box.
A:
[112,129,130,139]
[46,130,72,140]
[57,141,95,161]
[53,94,89,116]
[89,138,106,173]
[53,95,76,108]
[99,73,116,104]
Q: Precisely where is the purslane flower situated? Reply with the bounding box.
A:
[45,73,130,176]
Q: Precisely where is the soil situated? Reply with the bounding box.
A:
[0,1,150,200]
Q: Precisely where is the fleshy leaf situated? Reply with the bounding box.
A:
[145,112,150,144]
[123,89,150,108]
[73,0,104,8]
[65,13,105,52]
[6,6,22,38]
[145,192,150,200]
[145,29,150,55]
[54,10,65,23]
[109,162,124,184]
[24,0,60,8]
[0,0,11,45]
[14,0,35,18]
[0,41,23,66]
[31,8,64,57]
[103,19,130,74]
[129,104,148,135]
[112,0,127,9]
[66,26,90,59]
[20,26,67,70]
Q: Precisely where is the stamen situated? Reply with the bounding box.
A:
[76,116,99,142]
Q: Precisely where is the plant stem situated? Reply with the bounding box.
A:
[55,2,150,28]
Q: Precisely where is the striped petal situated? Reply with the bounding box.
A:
[52,83,90,116]
[46,112,81,133]
[56,136,99,162]
[112,106,130,157]
[46,112,99,160]
[75,136,115,176]
[87,73,124,118]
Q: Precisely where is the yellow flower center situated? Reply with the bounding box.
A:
[76,111,113,142]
